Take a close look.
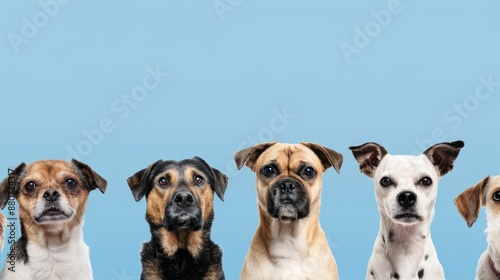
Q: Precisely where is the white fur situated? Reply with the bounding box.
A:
[0,222,93,280]
[367,154,445,280]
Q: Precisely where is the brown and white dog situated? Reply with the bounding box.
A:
[0,160,107,280]
[455,176,500,280]
[234,142,343,280]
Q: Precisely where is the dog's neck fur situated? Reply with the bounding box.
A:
[257,203,321,261]
[378,213,433,277]
[486,220,500,274]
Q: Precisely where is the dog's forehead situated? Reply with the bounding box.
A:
[376,154,437,178]
[486,176,500,192]
[155,160,211,179]
[255,143,321,167]
[23,160,77,180]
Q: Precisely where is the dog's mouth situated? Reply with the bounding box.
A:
[165,211,202,231]
[394,213,423,223]
[35,206,73,223]
[277,202,298,222]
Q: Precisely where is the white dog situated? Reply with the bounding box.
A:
[455,176,500,280]
[350,141,464,280]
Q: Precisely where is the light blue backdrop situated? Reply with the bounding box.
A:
[1,1,500,279]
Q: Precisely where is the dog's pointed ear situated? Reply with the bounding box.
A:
[127,160,161,202]
[301,142,343,173]
[349,142,388,178]
[193,157,229,201]
[0,163,26,209]
[454,176,489,228]
[234,142,277,171]
[72,160,107,194]
[423,140,464,176]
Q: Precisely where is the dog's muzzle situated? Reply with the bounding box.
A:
[165,188,202,231]
[393,191,423,223]
[267,178,309,222]
[34,189,73,223]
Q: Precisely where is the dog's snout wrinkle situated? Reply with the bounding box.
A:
[43,189,60,202]
[397,191,416,209]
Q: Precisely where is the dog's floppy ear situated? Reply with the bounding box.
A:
[301,142,343,173]
[349,142,388,178]
[423,140,464,176]
[72,159,107,194]
[454,176,489,227]
[127,160,161,202]
[234,142,277,171]
[193,157,228,201]
[0,163,26,209]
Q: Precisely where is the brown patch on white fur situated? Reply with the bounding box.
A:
[16,160,92,245]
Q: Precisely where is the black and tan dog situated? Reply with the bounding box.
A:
[127,157,228,280]
[0,159,107,280]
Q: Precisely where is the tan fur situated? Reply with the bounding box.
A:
[16,160,90,246]
[148,167,215,259]
[236,142,341,280]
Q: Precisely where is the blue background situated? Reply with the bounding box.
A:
[1,1,500,279]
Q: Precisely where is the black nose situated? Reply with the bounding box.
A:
[173,192,194,207]
[397,191,416,208]
[43,189,60,202]
[280,181,296,195]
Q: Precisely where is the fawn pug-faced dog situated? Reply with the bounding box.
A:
[455,176,500,280]
[234,142,343,280]
[349,141,464,280]
[127,157,228,280]
[0,160,107,280]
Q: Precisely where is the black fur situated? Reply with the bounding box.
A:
[129,157,228,280]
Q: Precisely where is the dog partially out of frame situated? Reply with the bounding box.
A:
[127,157,228,280]
[349,141,464,280]
[455,175,500,280]
[0,159,107,280]
[234,142,343,280]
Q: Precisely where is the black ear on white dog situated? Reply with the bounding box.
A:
[349,142,388,178]
[127,160,162,202]
[423,140,464,176]
[0,163,26,209]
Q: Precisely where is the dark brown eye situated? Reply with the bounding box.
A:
[25,181,36,191]
[303,167,316,179]
[493,191,500,202]
[65,178,77,189]
[380,177,393,187]
[194,175,204,186]
[419,177,432,186]
[158,177,168,186]
[262,165,277,178]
